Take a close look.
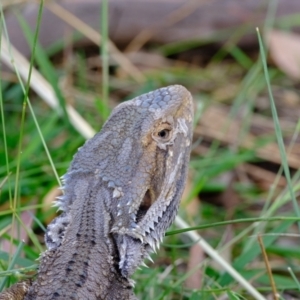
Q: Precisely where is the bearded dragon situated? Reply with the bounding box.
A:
[0,85,194,300]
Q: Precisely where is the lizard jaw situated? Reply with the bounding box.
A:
[119,121,190,250]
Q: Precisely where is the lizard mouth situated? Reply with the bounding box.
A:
[136,189,153,223]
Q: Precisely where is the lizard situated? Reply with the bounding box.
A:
[0,85,194,300]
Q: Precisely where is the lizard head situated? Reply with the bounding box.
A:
[67,85,193,279]
[107,85,194,277]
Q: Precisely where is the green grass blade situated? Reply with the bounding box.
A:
[166,216,300,236]
[100,0,109,117]
[0,241,24,290]
[257,27,300,231]
[15,9,70,129]
[287,267,300,292]
[0,8,12,205]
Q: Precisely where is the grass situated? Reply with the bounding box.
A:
[1,1,300,300]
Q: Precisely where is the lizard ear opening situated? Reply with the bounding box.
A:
[136,189,153,223]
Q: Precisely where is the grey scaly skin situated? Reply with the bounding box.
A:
[0,85,194,300]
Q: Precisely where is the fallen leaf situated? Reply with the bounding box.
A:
[1,210,34,254]
[185,244,204,289]
[43,186,62,223]
[268,30,300,80]
[182,174,200,218]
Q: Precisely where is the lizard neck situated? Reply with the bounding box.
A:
[25,177,136,300]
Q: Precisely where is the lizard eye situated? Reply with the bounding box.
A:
[158,129,170,139]
[152,123,173,146]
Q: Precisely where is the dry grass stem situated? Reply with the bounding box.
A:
[175,217,267,300]
[0,36,96,139]
[257,235,279,300]
[125,0,210,53]
[46,2,145,83]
